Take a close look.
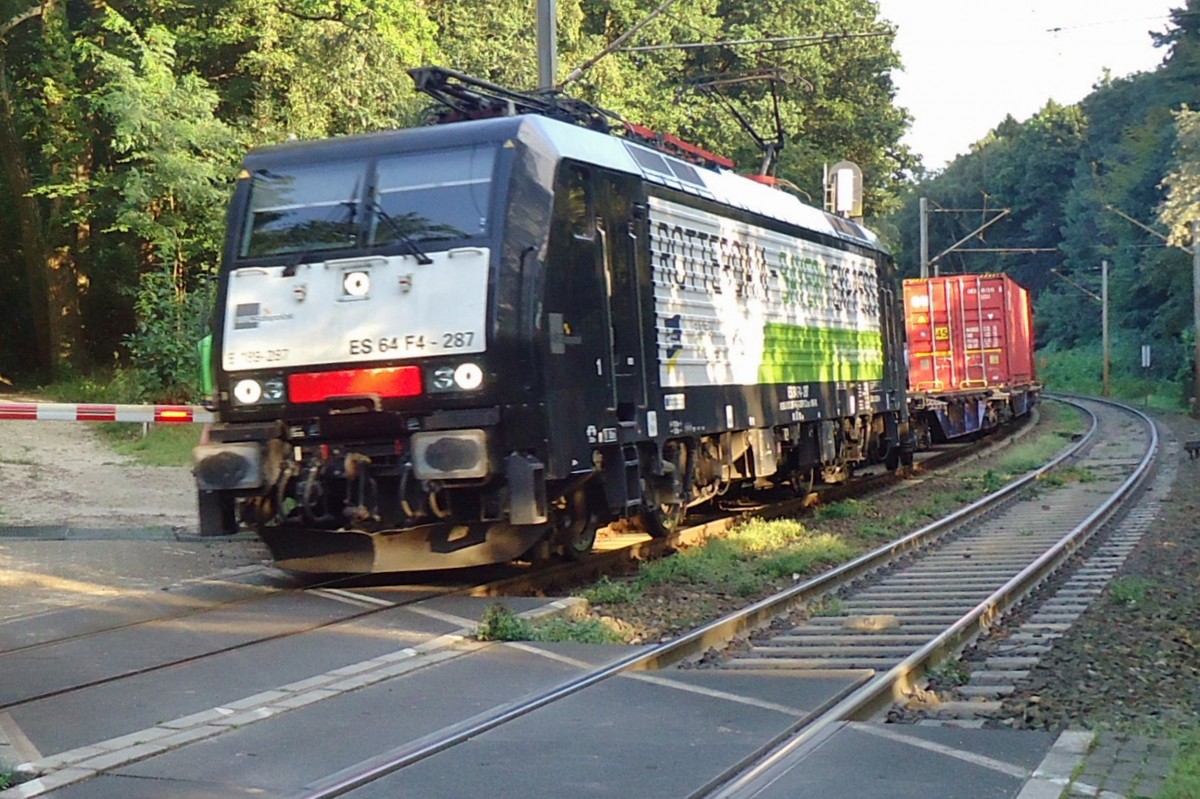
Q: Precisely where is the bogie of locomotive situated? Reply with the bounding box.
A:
[194,75,909,572]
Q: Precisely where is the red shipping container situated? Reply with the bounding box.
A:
[903,274,1036,396]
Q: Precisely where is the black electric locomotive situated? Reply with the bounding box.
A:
[193,68,910,572]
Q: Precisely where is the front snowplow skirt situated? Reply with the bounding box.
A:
[257,521,547,573]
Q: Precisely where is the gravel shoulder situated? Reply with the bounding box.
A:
[991,409,1200,734]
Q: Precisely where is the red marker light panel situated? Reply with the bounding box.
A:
[288,366,422,402]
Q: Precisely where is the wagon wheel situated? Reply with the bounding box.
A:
[640,441,689,538]
[552,488,599,560]
[641,496,685,539]
[788,466,815,500]
[885,446,901,471]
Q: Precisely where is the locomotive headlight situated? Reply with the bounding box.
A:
[233,378,263,405]
[232,376,286,406]
[454,362,483,390]
[430,366,456,391]
[342,270,371,298]
[261,377,285,402]
[427,362,484,393]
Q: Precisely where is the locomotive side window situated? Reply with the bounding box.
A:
[241,162,366,258]
[567,165,594,239]
[371,143,497,245]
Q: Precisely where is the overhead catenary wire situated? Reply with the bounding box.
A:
[619,30,891,53]
[1045,12,1182,34]
[558,0,682,89]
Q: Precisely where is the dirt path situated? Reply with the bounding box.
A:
[0,415,198,533]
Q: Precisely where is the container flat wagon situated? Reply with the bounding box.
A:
[903,273,1039,444]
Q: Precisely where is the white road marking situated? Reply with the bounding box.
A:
[307,588,396,608]
[0,712,42,763]
[503,642,806,716]
[853,722,1030,778]
[405,604,479,627]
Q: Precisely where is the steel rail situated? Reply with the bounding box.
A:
[703,395,1158,799]
[293,400,1093,799]
[0,570,487,712]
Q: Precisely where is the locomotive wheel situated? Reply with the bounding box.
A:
[552,489,598,560]
[885,446,901,471]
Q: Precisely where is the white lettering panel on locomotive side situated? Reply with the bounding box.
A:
[648,198,883,388]
[222,249,489,372]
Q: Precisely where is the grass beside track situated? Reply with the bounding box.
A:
[100,423,201,467]
[29,373,203,467]
[1162,729,1200,798]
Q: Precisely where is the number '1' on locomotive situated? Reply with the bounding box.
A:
[192,68,910,572]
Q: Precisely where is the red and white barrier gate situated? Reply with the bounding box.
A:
[0,403,215,424]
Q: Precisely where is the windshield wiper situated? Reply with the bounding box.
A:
[280,182,362,277]
[367,200,434,265]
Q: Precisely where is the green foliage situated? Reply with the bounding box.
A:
[105,424,202,467]
[627,517,852,598]
[754,533,851,579]
[39,368,149,404]
[1035,465,1097,490]
[124,264,214,401]
[526,615,628,644]
[885,3,1200,375]
[1039,343,1191,409]
[1108,575,1154,607]
[474,602,626,643]
[814,499,861,520]
[580,576,643,605]
[927,658,970,687]
[1161,108,1200,246]
[0,0,914,384]
[475,603,534,641]
[639,538,764,596]
[1161,726,1200,799]
[964,467,1012,491]
[809,596,843,617]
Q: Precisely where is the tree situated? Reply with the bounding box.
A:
[0,0,915,387]
[82,11,241,396]
[0,1,88,377]
[1159,108,1200,244]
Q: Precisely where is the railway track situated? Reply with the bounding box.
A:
[259,395,1156,799]
[2,398,1134,799]
[0,409,1018,711]
[494,409,1038,597]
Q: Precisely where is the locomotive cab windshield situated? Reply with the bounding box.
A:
[239,143,497,260]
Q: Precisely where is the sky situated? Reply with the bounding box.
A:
[875,0,1181,169]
